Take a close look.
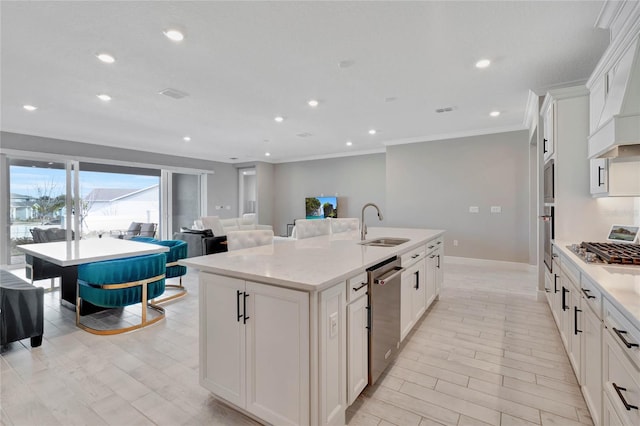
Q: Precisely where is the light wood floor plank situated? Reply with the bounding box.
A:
[1,262,592,426]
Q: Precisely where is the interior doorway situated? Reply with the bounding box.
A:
[238,167,256,218]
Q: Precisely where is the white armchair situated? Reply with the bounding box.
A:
[330,218,359,233]
[227,230,274,251]
[294,219,331,239]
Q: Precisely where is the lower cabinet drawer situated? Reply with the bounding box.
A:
[346,272,368,303]
[603,327,640,426]
[603,299,640,370]
[603,392,626,426]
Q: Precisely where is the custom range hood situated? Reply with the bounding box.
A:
[587,7,640,160]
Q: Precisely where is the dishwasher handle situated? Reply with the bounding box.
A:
[374,266,404,286]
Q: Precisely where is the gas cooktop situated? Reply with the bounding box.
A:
[568,242,640,265]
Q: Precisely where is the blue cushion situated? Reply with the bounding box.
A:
[78,254,166,308]
[130,236,158,244]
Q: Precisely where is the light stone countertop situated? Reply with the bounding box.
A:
[16,238,169,267]
[180,227,445,292]
[555,241,640,328]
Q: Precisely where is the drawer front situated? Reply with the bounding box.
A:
[346,272,368,303]
[604,299,640,370]
[560,255,580,289]
[580,274,603,320]
[401,245,426,267]
[603,328,640,425]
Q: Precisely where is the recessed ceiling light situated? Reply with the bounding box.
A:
[308,99,319,107]
[163,29,184,42]
[183,136,191,142]
[96,53,115,64]
[23,104,37,111]
[265,152,271,157]
[490,111,501,117]
[274,116,284,123]
[97,94,111,102]
[47,162,54,165]
[346,141,353,146]
[475,59,491,69]
[368,129,377,135]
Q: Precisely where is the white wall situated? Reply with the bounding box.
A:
[272,154,386,237]
[386,131,531,263]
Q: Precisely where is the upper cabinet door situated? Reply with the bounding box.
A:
[590,158,609,196]
[543,102,556,162]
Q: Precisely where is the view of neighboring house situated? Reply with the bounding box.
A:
[83,185,160,233]
[9,193,37,221]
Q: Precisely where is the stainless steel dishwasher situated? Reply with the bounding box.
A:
[367,256,403,385]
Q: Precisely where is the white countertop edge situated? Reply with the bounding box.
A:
[181,227,445,292]
[18,240,169,267]
[554,241,639,328]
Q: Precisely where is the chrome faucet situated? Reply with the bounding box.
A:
[360,203,384,240]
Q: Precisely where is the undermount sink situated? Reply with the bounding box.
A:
[359,237,410,247]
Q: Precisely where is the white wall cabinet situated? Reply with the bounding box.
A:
[590,158,608,196]
[199,273,310,426]
[543,101,556,162]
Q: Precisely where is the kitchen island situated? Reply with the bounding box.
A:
[180,227,445,426]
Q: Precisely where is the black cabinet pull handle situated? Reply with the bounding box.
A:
[414,270,419,290]
[352,282,367,292]
[562,286,568,311]
[545,288,550,293]
[412,254,420,259]
[428,245,435,249]
[243,293,250,324]
[554,275,559,293]
[543,138,548,153]
[574,307,582,335]
[613,383,638,411]
[436,255,440,269]
[597,166,605,187]
[366,305,371,330]
[581,288,596,299]
[236,290,243,322]
[613,328,639,348]
[437,241,442,245]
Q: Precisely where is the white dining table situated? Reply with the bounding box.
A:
[17,238,169,267]
[17,238,169,314]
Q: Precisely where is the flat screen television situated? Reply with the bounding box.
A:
[305,196,338,219]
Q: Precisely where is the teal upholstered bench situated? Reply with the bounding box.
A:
[76,253,166,335]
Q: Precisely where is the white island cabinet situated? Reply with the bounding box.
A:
[181,227,445,426]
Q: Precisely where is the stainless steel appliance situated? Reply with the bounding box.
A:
[543,159,555,203]
[542,206,555,272]
[367,256,403,385]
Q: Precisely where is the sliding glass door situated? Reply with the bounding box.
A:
[4,156,161,266]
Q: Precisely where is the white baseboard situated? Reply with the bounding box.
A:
[536,290,549,302]
[444,255,537,272]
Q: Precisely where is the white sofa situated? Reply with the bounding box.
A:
[200,215,272,237]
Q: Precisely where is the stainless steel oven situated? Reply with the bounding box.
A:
[544,159,554,203]
[543,206,554,272]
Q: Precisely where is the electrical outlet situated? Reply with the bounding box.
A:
[491,206,502,213]
[453,240,459,246]
[469,206,479,213]
[329,312,338,338]
[225,205,231,210]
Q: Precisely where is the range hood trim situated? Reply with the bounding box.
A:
[588,113,640,159]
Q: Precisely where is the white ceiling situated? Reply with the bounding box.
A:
[0,1,611,164]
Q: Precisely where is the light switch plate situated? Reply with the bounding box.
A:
[469,206,479,213]
[491,206,502,213]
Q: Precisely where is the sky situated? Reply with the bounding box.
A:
[10,166,159,198]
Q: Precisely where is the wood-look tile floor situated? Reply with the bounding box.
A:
[1,261,591,426]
